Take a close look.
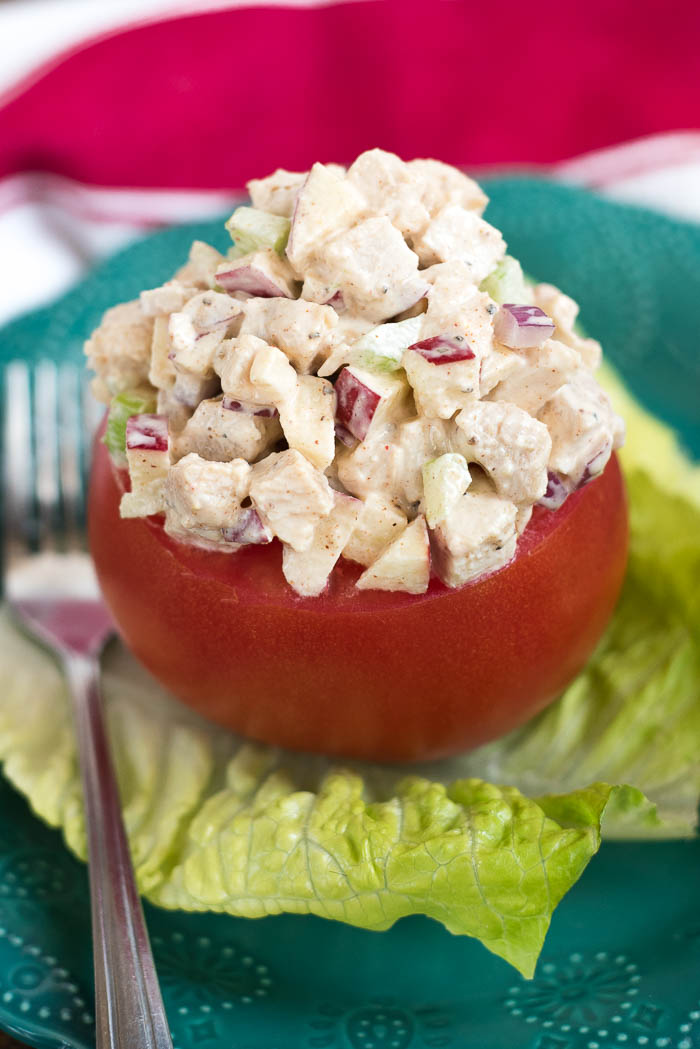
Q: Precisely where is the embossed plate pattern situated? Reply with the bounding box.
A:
[0,179,699,1049]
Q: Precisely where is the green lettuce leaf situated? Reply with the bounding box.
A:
[0,370,698,977]
[103,389,157,461]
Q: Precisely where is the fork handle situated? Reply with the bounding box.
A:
[64,653,173,1049]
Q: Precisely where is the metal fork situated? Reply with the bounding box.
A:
[2,360,173,1049]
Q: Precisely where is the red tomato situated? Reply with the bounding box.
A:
[88,438,628,762]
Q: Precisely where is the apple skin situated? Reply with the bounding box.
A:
[406,335,476,364]
[215,264,289,299]
[88,436,628,762]
[334,367,382,441]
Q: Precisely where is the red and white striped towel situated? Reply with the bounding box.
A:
[1,1,698,327]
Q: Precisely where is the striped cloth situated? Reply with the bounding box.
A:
[0,0,699,329]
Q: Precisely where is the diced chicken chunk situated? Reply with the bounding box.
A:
[533,283,602,370]
[396,418,458,506]
[346,148,431,238]
[248,343,298,403]
[479,344,526,396]
[240,298,338,373]
[286,162,367,273]
[157,371,220,428]
[175,241,225,288]
[214,334,295,409]
[431,482,518,587]
[282,492,361,596]
[538,372,623,486]
[173,397,281,463]
[338,416,453,511]
[408,158,488,216]
[336,432,406,509]
[247,168,307,217]
[169,292,243,377]
[84,300,154,402]
[421,265,496,358]
[140,280,200,317]
[157,387,192,435]
[413,208,506,281]
[164,453,251,549]
[455,401,551,505]
[487,339,581,414]
[249,449,334,551]
[343,493,408,566]
[278,375,336,470]
[403,349,479,419]
[356,515,430,594]
[308,217,427,323]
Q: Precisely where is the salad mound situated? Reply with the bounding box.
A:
[0,369,698,976]
[86,150,624,597]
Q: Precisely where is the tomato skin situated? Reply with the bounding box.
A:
[88,438,628,762]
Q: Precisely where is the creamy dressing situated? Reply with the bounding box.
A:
[85,149,624,597]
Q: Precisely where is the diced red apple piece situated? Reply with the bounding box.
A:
[215,248,297,299]
[217,267,289,298]
[355,515,430,594]
[334,368,381,441]
[406,334,475,365]
[121,414,170,518]
[282,492,361,597]
[221,508,273,545]
[125,413,169,452]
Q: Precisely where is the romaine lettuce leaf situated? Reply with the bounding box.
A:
[103,389,157,462]
[0,370,697,977]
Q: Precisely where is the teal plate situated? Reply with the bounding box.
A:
[1,178,699,1049]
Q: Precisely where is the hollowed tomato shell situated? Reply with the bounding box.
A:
[88,438,628,762]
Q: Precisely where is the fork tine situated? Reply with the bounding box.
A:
[34,360,60,552]
[58,363,86,551]
[80,370,104,493]
[2,360,34,564]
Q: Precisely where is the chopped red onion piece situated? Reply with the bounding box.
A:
[216,265,291,299]
[334,368,381,441]
[406,334,475,365]
[126,414,169,452]
[222,396,278,418]
[538,472,570,510]
[494,304,555,350]
[221,508,273,545]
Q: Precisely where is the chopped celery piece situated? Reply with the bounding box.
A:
[422,453,471,527]
[480,255,532,305]
[351,316,423,373]
[103,390,157,461]
[225,206,290,256]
